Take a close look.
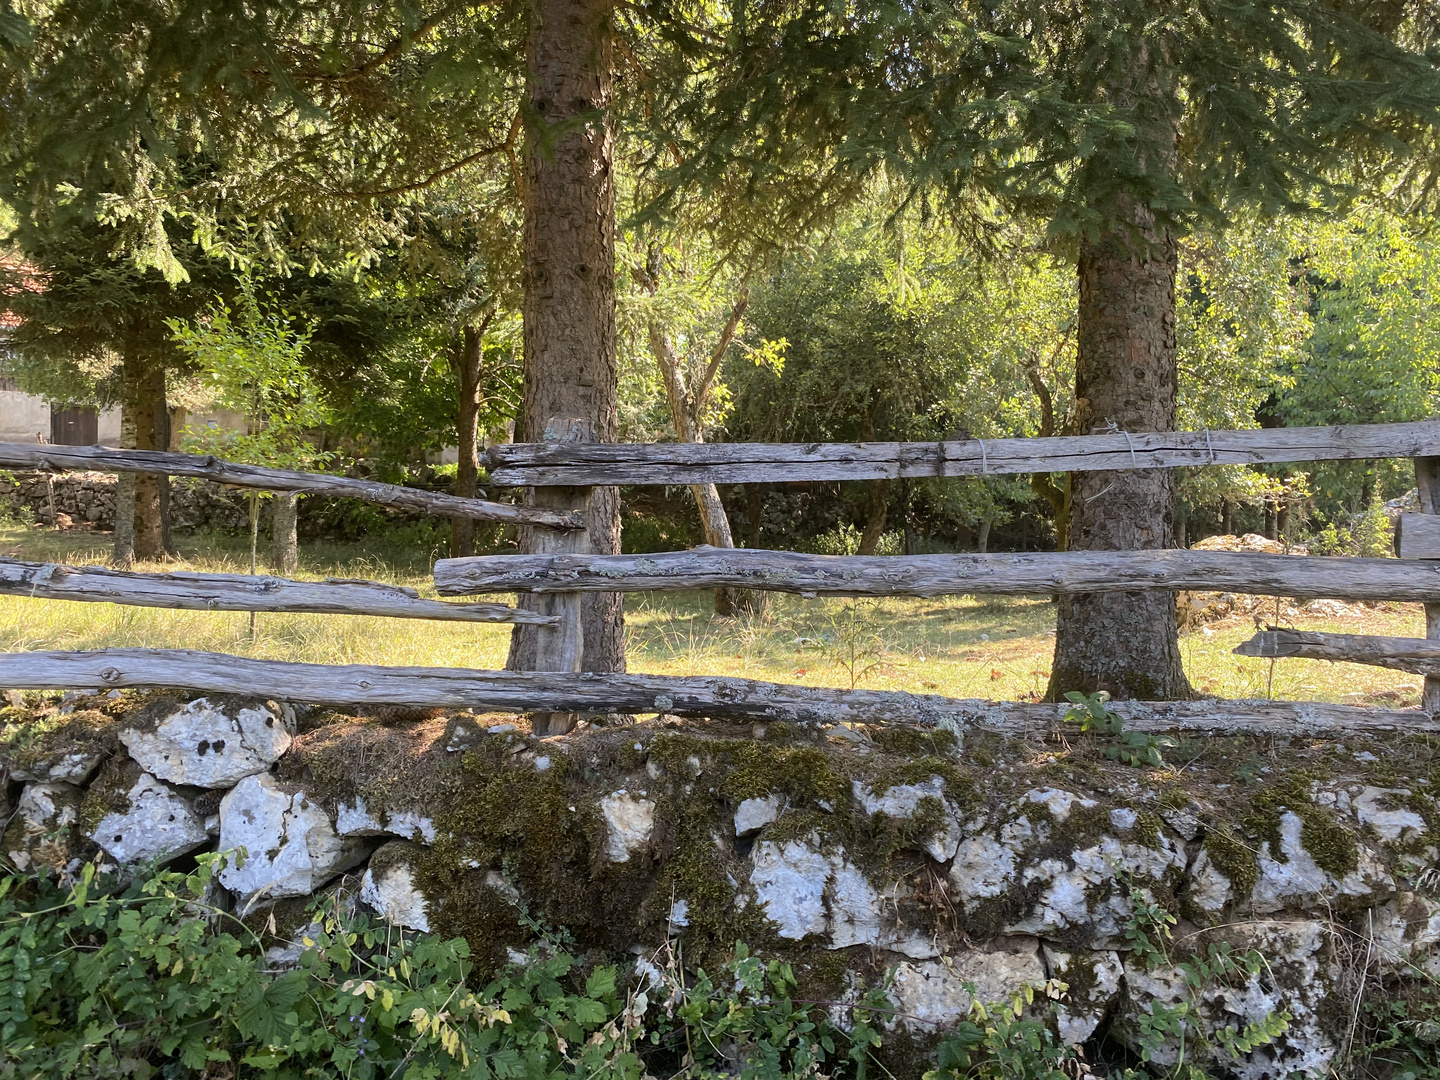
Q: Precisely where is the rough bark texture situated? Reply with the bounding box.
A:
[485,420,1440,484]
[436,547,1440,601]
[1047,203,1191,701]
[450,323,486,559]
[0,559,557,623]
[506,0,622,732]
[0,443,575,525]
[271,492,299,575]
[130,362,166,561]
[8,647,1438,735]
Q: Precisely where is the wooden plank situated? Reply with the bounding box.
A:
[1,648,1434,734]
[1397,513,1440,560]
[1236,629,1440,676]
[0,441,582,529]
[0,559,559,625]
[486,420,1440,486]
[434,546,1440,602]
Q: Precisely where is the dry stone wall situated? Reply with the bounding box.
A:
[0,471,251,531]
[5,691,1440,1077]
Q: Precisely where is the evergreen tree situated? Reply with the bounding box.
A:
[648,0,1440,699]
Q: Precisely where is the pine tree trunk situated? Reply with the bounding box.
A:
[1046,207,1192,702]
[113,356,166,564]
[156,392,178,558]
[451,323,484,559]
[271,492,299,574]
[506,0,623,718]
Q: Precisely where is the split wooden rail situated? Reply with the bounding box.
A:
[6,419,1440,731]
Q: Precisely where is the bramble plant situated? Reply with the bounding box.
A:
[1063,690,1177,769]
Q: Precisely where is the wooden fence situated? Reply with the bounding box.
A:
[4,420,1440,733]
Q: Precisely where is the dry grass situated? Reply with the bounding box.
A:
[0,521,1428,707]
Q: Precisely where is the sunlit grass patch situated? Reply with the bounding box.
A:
[0,522,1429,706]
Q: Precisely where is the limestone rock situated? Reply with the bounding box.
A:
[1023,788,1097,823]
[853,777,960,861]
[751,836,830,939]
[11,747,106,785]
[1006,834,1187,943]
[1120,920,1336,1080]
[360,842,431,932]
[1251,812,1388,913]
[1186,848,1234,914]
[600,791,655,862]
[2,782,85,873]
[121,697,293,788]
[750,834,938,956]
[335,796,437,844]
[88,772,208,865]
[1353,787,1427,842]
[949,835,1019,908]
[734,795,781,836]
[886,940,1046,1030]
[1043,946,1123,1045]
[1369,893,1440,969]
[218,773,370,906]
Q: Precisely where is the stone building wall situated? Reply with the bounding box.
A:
[4,694,1440,1077]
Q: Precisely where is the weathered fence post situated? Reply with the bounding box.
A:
[528,417,593,736]
[1412,456,1440,712]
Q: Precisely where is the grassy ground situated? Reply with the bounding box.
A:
[0,521,1427,707]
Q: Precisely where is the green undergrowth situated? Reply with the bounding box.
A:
[0,855,897,1080]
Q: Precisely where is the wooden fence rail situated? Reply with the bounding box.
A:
[1236,629,1440,676]
[4,648,1436,733]
[487,420,1440,486]
[0,559,556,624]
[435,547,1440,602]
[0,441,582,529]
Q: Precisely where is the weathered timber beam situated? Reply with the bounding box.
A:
[1399,514,1440,560]
[0,648,1433,734]
[0,560,558,625]
[1236,629,1440,676]
[0,441,582,528]
[434,547,1440,602]
[486,420,1440,486]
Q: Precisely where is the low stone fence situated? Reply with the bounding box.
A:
[0,470,251,532]
[4,695,1440,1076]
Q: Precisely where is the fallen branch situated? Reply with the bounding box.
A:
[0,648,1433,734]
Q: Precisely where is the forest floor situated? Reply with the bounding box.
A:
[0,522,1426,708]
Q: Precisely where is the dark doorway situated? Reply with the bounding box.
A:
[50,406,98,445]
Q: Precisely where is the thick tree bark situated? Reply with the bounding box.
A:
[450,322,487,559]
[112,356,166,566]
[506,0,622,729]
[1046,205,1192,702]
[271,492,299,574]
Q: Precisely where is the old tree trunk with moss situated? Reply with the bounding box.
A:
[505,0,625,721]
